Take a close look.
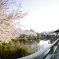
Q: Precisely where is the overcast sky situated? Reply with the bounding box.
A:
[19,0,59,32]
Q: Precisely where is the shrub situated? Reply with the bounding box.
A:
[0,40,32,59]
[15,45,32,58]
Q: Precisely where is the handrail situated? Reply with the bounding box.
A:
[17,38,59,59]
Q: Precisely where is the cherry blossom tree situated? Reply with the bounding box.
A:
[0,0,26,42]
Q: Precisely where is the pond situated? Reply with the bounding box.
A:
[38,39,51,50]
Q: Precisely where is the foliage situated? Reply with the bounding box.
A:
[0,40,32,59]
[11,35,41,43]
[15,45,32,58]
[28,36,41,43]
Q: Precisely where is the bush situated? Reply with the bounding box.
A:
[18,38,28,42]
[15,45,32,58]
[0,40,32,59]
[1,43,15,59]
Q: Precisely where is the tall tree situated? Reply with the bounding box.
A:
[0,0,26,42]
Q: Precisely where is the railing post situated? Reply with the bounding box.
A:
[55,41,58,46]
[49,41,58,54]
[49,46,54,54]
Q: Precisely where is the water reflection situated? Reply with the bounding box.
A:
[38,40,51,50]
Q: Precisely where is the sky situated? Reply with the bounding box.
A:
[19,0,59,33]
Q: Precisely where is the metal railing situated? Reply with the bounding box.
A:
[17,38,59,59]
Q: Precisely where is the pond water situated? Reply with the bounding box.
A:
[38,40,51,50]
